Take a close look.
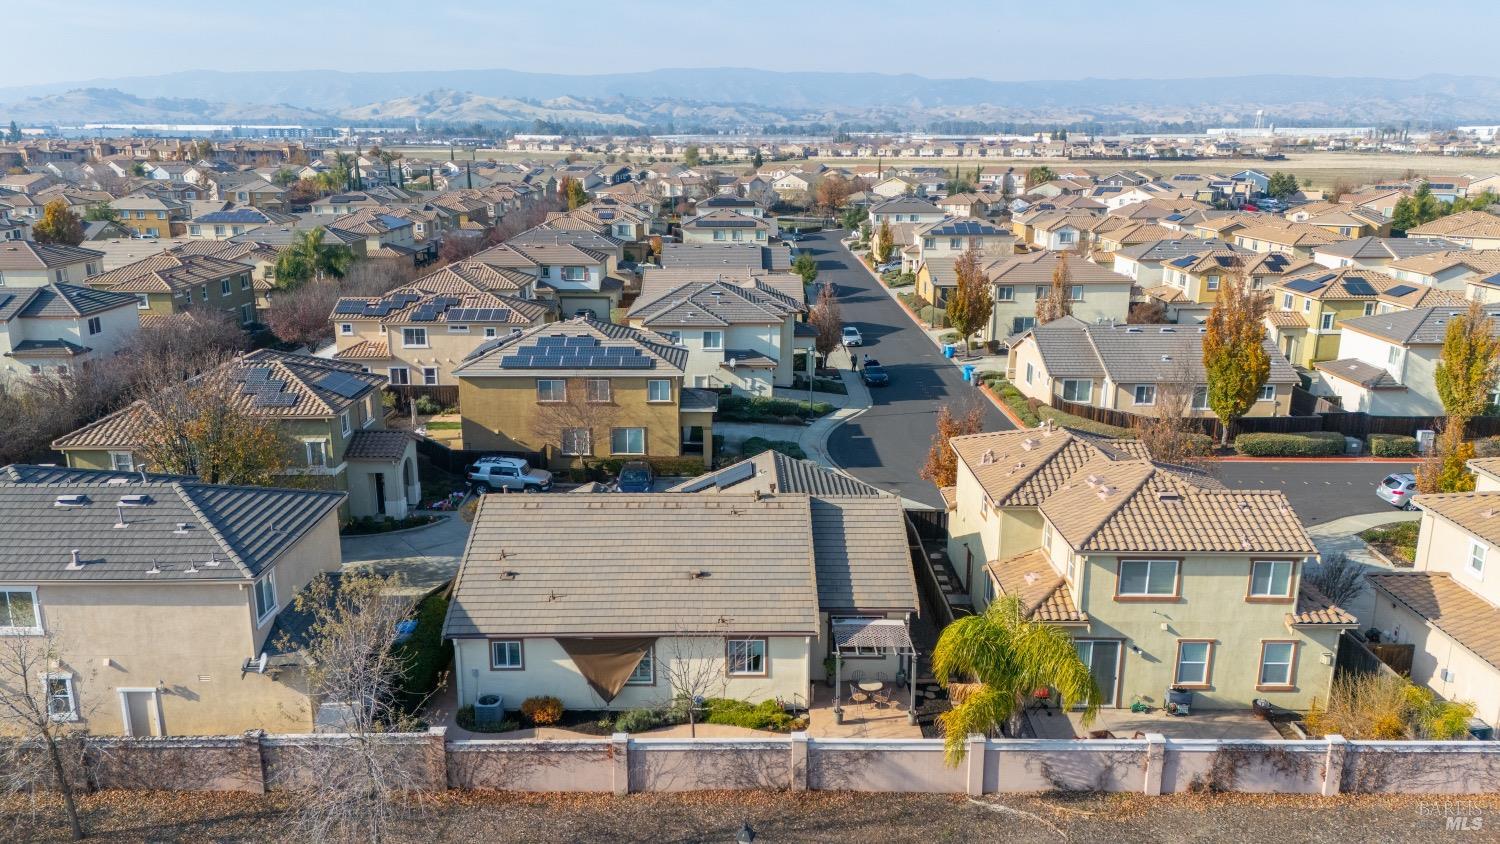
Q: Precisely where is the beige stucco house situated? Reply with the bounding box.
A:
[0,283,141,380]
[942,427,1353,712]
[0,464,345,736]
[0,241,104,288]
[979,252,1133,341]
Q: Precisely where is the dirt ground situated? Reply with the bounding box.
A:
[4,789,1497,843]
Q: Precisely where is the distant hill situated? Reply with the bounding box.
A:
[3,69,1500,128]
[0,88,330,124]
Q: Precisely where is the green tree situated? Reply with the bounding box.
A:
[1024,165,1056,190]
[946,248,992,357]
[564,176,589,210]
[1390,183,1444,233]
[792,250,819,284]
[751,149,764,169]
[1416,422,1476,494]
[1202,272,1270,445]
[1266,171,1299,199]
[83,203,118,222]
[932,596,1102,765]
[1434,300,1500,418]
[5,120,20,142]
[272,227,354,289]
[872,218,895,264]
[683,145,701,167]
[31,199,84,246]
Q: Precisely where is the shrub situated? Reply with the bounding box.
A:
[455,706,519,734]
[519,695,564,726]
[986,378,1041,427]
[1368,433,1417,457]
[614,708,662,733]
[1037,406,1133,439]
[742,437,807,460]
[716,395,833,424]
[1232,431,1346,457]
[584,456,706,478]
[394,592,452,712]
[1305,673,1476,740]
[414,394,443,415]
[1474,435,1500,457]
[703,698,795,731]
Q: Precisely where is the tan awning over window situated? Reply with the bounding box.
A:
[556,637,656,702]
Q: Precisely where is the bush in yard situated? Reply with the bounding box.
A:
[519,695,564,726]
[614,708,662,733]
[414,394,443,415]
[1232,431,1346,457]
[1368,433,1417,457]
[741,437,807,460]
[703,698,795,731]
[716,395,833,423]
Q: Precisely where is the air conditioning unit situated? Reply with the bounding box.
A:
[1416,429,1437,453]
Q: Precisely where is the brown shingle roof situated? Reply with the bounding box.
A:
[1368,572,1500,670]
[984,548,1087,624]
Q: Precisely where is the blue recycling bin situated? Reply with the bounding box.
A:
[962,364,976,383]
[943,344,956,359]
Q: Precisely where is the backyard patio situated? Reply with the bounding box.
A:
[1025,706,1283,740]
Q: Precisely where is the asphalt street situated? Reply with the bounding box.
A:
[807,229,1417,522]
[814,229,1012,507]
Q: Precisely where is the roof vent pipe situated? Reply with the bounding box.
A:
[67,549,83,570]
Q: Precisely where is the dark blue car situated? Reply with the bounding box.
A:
[862,359,890,387]
[615,461,656,492]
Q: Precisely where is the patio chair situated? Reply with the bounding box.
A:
[848,683,870,705]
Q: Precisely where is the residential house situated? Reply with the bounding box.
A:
[468,239,622,321]
[658,242,792,272]
[942,427,1348,711]
[442,454,917,712]
[1385,250,1500,300]
[1368,479,1500,730]
[680,209,774,245]
[1300,208,1391,239]
[627,271,808,394]
[909,217,1016,286]
[981,252,1135,340]
[1312,305,1498,415]
[0,464,346,735]
[1265,266,1401,368]
[0,283,141,379]
[108,194,186,238]
[1408,211,1500,249]
[1023,211,1099,251]
[453,317,718,469]
[1311,237,1458,270]
[331,263,555,387]
[186,206,298,240]
[0,240,103,287]
[52,351,419,520]
[1234,223,1349,259]
[939,193,990,218]
[203,173,287,211]
[87,251,259,326]
[868,196,946,228]
[1145,249,1302,324]
[1111,237,1216,287]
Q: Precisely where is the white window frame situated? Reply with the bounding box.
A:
[647,379,671,403]
[339,323,353,336]
[339,411,351,437]
[304,439,328,468]
[1174,641,1212,687]
[490,640,523,670]
[1320,312,1335,331]
[483,327,498,338]
[1069,285,1084,302]
[1132,384,1156,406]
[109,450,135,472]
[45,673,78,722]
[1250,560,1295,598]
[220,278,232,297]
[448,324,470,333]
[401,327,429,349]
[611,427,646,455]
[253,571,278,626]
[1060,379,1091,403]
[1117,559,1179,597]
[1258,384,1276,401]
[1280,293,1293,310]
[388,367,410,386]
[1258,641,1296,688]
[1191,386,1210,410]
[702,330,723,350]
[422,367,438,386]
[996,285,1014,302]
[726,638,767,676]
[536,379,566,402]
[1024,362,1034,384]
[136,294,150,310]
[626,646,655,685]
[1469,539,1486,578]
[0,587,42,635]
[585,378,612,403]
[87,316,102,336]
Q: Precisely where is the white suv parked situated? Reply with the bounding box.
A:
[467,456,553,493]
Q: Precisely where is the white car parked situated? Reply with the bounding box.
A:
[841,325,863,346]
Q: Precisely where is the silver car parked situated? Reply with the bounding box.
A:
[1376,473,1417,510]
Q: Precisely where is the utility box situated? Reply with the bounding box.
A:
[1416,429,1436,454]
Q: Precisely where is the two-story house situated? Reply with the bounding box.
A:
[0,240,103,287]
[981,252,1135,341]
[331,263,555,387]
[469,240,621,321]
[1264,266,1401,368]
[907,217,1015,284]
[1407,210,1500,250]
[680,209,775,245]
[454,317,718,470]
[1368,472,1500,730]
[1234,223,1349,259]
[1145,249,1304,324]
[0,283,141,379]
[0,464,346,735]
[86,251,259,326]
[1313,305,1500,416]
[943,427,1352,711]
[52,351,419,520]
[108,194,186,238]
[1006,316,1298,418]
[186,206,298,240]
[627,271,808,395]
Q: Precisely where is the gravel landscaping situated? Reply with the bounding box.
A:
[5,790,1495,843]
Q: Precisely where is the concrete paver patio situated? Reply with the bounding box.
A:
[1026,706,1282,740]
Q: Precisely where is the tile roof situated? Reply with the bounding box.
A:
[7,339,90,357]
[0,466,343,582]
[950,428,1113,508]
[1368,572,1500,671]
[1313,236,1455,261]
[629,279,801,326]
[668,449,886,498]
[1408,210,1500,240]
[680,387,720,413]
[1416,491,1500,549]
[344,430,416,462]
[985,548,1086,624]
[0,283,138,321]
[453,316,687,376]
[1340,305,1500,346]
[1314,357,1406,389]
[1017,316,1297,385]
[442,493,822,637]
[1273,266,1401,300]
[333,339,390,360]
[0,240,103,270]
[985,251,1133,287]
[53,351,383,449]
[88,251,251,294]
[1289,583,1358,626]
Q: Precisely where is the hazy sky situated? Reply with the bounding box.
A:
[8,0,1498,87]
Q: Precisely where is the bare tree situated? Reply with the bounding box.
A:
[1302,552,1365,609]
[266,278,341,350]
[808,282,843,367]
[279,571,428,844]
[530,378,623,466]
[1035,251,1073,324]
[1133,348,1212,469]
[659,636,730,738]
[0,631,86,841]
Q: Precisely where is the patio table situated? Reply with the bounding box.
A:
[856,681,884,693]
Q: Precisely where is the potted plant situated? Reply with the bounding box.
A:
[822,656,838,688]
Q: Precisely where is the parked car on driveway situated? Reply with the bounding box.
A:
[1376,472,1418,510]
[841,325,863,346]
[467,456,553,493]
[861,359,890,387]
[614,460,655,493]
[876,260,900,273]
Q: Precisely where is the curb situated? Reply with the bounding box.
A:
[1211,456,1422,464]
[809,368,874,471]
[979,383,1033,429]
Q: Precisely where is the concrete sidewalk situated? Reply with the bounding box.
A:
[1304,509,1419,624]
[340,513,471,592]
[719,361,873,469]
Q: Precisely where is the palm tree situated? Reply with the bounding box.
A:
[932,596,1103,765]
[274,227,354,289]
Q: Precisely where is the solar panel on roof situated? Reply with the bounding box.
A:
[1213,256,1236,267]
[1169,256,1195,268]
[714,461,756,489]
[315,372,367,399]
[1386,284,1418,297]
[1283,278,1327,293]
[1312,274,1336,285]
[253,393,299,408]
[334,300,368,315]
[1342,278,1378,297]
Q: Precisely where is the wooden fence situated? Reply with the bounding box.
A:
[388,385,461,413]
[414,437,542,476]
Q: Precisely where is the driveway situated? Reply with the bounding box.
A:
[813,230,1012,506]
[341,513,471,591]
[1214,460,1418,526]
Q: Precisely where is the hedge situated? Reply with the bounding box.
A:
[703,698,796,731]
[742,437,807,460]
[1368,433,1418,457]
[1233,431,1346,457]
[584,456,706,477]
[717,395,834,424]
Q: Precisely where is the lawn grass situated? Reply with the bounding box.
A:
[1360,520,1419,566]
[424,421,462,430]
